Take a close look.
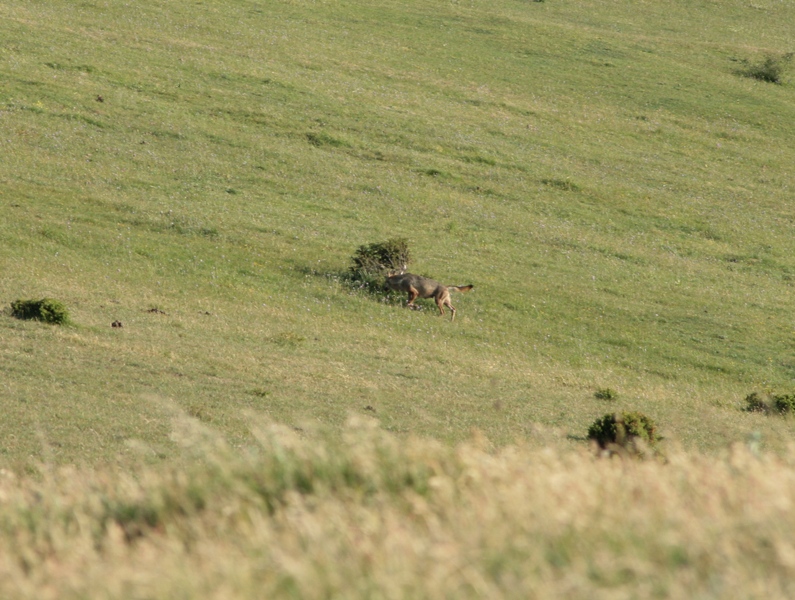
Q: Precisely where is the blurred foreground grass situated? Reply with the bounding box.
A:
[2,416,795,599]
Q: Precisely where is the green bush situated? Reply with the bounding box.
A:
[348,238,411,293]
[588,411,659,455]
[774,394,795,414]
[10,298,70,325]
[740,53,792,84]
[743,391,795,415]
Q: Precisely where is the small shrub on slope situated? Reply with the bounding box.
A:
[348,238,411,293]
[588,411,660,456]
[740,53,792,84]
[10,298,70,325]
[744,391,795,415]
[774,394,795,414]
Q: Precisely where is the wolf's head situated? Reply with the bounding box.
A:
[385,263,407,277]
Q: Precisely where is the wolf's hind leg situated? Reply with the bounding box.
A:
[435,296,446,316]
[446,300,457,322]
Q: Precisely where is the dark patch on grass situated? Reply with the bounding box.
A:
[18,104,45,114]
[58,113,106,129]
[603,338,632,348]
[642,367,678,381]
[595,388,618,401]
[498,102,536,117]
[187,405,213,422]
[460,154,497,166]
[270,332,306,346]
[214,108,270,126]
[306,131,350,148]
[44,62,95,73]
[201,131,246,148]
[170,223,218,237]
[697,362,732,375]
[583,41,625,60]
[466,27,494,36]
[541,178,580,192]
[141,212,220,238]
[38,226,75,247]
[150,129,186,141]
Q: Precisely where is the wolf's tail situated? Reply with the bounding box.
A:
[449,285,474,293]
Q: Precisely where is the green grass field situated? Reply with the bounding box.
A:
[3,0,795,463]
[2,0,795,594]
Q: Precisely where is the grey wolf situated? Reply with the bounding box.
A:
[385,272,473,322]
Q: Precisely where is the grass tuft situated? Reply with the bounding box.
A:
[541,178,580,192]
[595,387,619,401]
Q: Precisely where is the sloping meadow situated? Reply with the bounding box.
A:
[2,0,795,461]
[2,417,795,599]
[3,0,795,594]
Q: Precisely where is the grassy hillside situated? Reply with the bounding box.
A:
[2,0,795,466]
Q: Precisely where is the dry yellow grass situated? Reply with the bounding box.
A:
[2,416,795,599]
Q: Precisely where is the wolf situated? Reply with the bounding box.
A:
[385,272,473,322]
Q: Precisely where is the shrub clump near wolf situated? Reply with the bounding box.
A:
[349,238,473,322]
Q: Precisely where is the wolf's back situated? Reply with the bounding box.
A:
[385,273,413,292]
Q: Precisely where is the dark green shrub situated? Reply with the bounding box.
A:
[594,388,618,401]
[11,298,70,325]
[774,394,795,414]
[743,391,795,415]
[588,411,660,456]
[744,391,772,413]
[740,53,792,84]
[348,238,411,293]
